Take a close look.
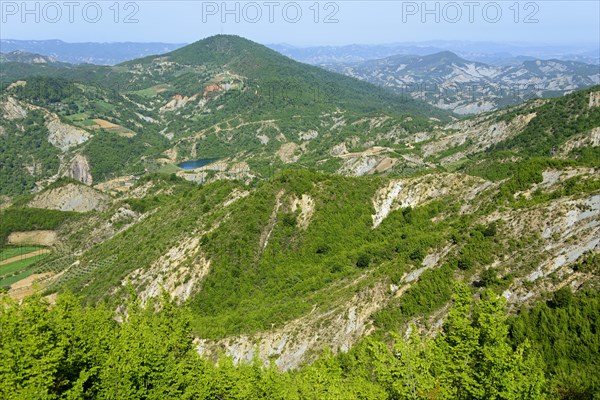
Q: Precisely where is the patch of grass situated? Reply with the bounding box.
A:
[0,252,50,286]
[156,164,181,174]
[130,85,171,98]
[0,246,43,262]
[80,119,98,126]
[0,252,49,276]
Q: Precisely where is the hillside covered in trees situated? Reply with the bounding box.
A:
[4,285,581,399]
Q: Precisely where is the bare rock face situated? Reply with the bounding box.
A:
[124,236,211,305]
[28,183,111,212]
[589,91,600,108]
[277,142,300,163]
[160,94,198,112]
[330,142,347,156]
[64,154,93,185]
[45,116,91,151]
[1,97,27,120]
[558,126,600,156]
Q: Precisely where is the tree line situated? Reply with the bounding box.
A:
[1,284,555,399]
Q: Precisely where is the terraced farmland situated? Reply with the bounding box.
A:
[0,246,51,289]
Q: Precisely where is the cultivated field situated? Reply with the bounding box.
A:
[0,246,51,289]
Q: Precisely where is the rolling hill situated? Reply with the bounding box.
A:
[1,35,451,196]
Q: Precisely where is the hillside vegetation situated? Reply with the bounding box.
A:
[1,285,553,399]
[0,36,598,400]
[1,36,450,196]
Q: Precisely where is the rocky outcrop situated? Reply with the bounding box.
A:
[1,96,27,120]
[64,154,93,185]
[0,97,90,151]
[259,191,284,251]
[298,130,319,141]
[372,174,491,228]
[196,280,390,371]
[28,183,111,212]
[290,194,315,230]
[6,80,26,91]
[94,175,138,195]
[330,143,348,156]
[558,126,600,156]
[484,193,600,306]
[125,235,210,304]
[256,134,269,145]
[277,142,300,163]
[334,146,397,176]
[338,156,379,176]
[515,167,597,199]
[422,112,536,163]
[372,181,404,228]
[325,56,600,114]
[46,116,91,151]
[160,94,198,112]
[589,91,600,108]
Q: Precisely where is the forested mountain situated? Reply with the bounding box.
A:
[0,35,598,399]
[1,35,449,196]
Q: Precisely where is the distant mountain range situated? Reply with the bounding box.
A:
[269,41,600,66]
[0,39,185,65]
[2,39,598,66]
[2,39,598,114]
[321,51,600,114]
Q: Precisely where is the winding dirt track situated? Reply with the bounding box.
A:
[0,249,50,267]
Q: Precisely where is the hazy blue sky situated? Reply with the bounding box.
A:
[1,1,599,47]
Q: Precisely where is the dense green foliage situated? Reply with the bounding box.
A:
[54,170,459,339]
[493,86,600,157]
[458,87,600,204]
[1,36,449,196]
[9,77,82,105]
[0,109,60,195]
[0,285,548,399]
[83,131,167,181]
[0,37,597,400]
[0,76,173,194]
[158,35,450,118]
[508,288,600,398]
[191,172,382,337]
[373,264,454,331]
[0,61,74,86]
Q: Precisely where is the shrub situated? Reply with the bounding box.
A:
[356,253,371,268]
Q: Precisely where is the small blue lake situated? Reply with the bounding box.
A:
[177,158,218,170]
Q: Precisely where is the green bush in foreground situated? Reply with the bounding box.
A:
[0,285,547,399]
